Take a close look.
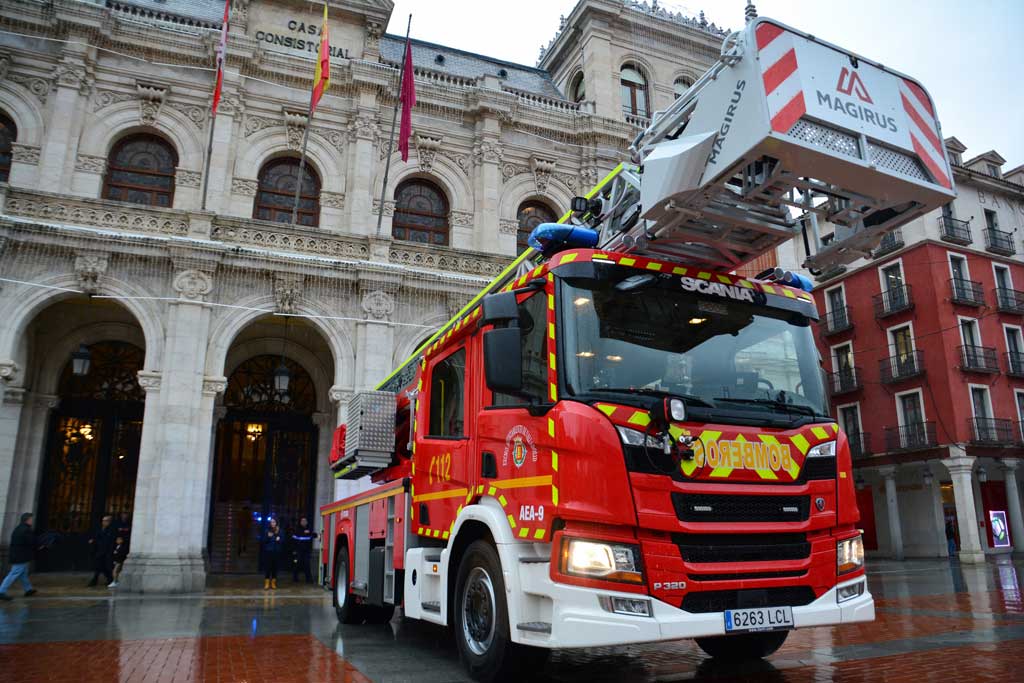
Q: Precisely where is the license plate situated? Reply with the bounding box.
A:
[724,606,794,633]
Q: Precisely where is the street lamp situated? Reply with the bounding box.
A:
[71,344,91,376]
[977,465,987,483]
[273,362,291,393]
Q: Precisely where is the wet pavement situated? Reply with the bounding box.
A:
[2,558,1023,682]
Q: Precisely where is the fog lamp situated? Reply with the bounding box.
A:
[837,579,866,603]
[599,595,652,617]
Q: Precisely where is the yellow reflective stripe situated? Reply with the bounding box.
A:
[698,271,712,280]
[548,418,555,438]
[559,253,579,265]
[619,257,636,267]
[791,433,810,455]
[412,487,470,503]
[672,267,687,275]
[646,262,663,271]
[551,485,559,505]
[551,450,558,471]
[498,495,507,507]
[628,411,651,427]
[549,383,557,401]
[488,486,497,496]
[534,528,546,540]
[508,514,517,529]
[549,353,556,369]
[717,274,732,284]
[811,427,830,440]
[739,280,754,288]
[519,527,529,538]
[548,322,555,339]
[596,404,617,417]
[490,475,553,490]
[442,531,450,539]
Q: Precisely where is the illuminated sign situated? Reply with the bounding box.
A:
[990,511,1010,548]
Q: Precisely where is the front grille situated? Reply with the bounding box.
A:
[681,587,817,613]
[688,570,806,582]
[803,457,836,480]
[674,533,810,563]
[672,493,809,522]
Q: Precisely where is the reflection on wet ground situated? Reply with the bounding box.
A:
[2,558,1023,682]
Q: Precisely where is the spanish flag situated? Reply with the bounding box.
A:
[310,3,331,113]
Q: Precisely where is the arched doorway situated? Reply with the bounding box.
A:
[208,355,319,573]
[36,341,145,571]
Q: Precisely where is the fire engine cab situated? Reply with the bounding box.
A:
[319,13,954,683]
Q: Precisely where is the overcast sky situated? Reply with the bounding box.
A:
[386,0,1023,169]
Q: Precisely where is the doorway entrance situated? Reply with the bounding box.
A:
[36,341,144,571]
[208,355,319,573]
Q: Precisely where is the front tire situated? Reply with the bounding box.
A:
[333,550,363,624]
[695,630,788,659]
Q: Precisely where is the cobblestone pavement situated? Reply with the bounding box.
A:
[1,558,1023,682]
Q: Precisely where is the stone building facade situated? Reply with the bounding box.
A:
[0,0,724,590]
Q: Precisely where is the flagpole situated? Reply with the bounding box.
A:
[201,112,217,211]
[375,14,412,238]
[290,103,315,226]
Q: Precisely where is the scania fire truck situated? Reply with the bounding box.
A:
[320,13,955,682]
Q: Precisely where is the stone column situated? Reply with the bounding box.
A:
[879,466,904,561]
[346,108,380,236]
[355,291,395,390]
[941,449,985,563]
[581,27,616,118]
[205,86,242,214]
[1,393,57,543]
[190,377,226,568]
[472,127,503,253]
[1001,459,1024,554]
[39,54,92,190]
[0,386,25,563]
[926,465,949,557]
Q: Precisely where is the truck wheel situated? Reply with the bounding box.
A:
[454,540,545,682]
[333,550,363,624]
[695,631,788,659]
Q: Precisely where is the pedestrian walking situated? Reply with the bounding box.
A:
[108,536,128,588]
[87,514,116,587]
[261,518,283,590]
[291,516,317,583]
[0,512,39,600]
[116,512,132,550]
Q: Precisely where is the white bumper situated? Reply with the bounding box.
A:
[513,567,874,649]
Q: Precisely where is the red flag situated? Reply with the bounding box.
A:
[310,4,331,114]
[398,39,416,162]
[211,0,230,116]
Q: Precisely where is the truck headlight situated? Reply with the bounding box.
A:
[837,535,865,575]
[807,440,836,458]
[561,538,643,584]
[616,425,666,450]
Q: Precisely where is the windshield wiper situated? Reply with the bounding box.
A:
[591,387,714,407]
[713,397,824,418]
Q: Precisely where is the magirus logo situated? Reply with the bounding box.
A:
[836,67,873,104]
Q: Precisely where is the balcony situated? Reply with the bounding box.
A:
[879,350,925,384]
[938,216,972,245]
[984,227,1016,256]
[958,345,999,373]
[872,228,905,257]
[828,367,863,395]
[872,284,914,318]
[996,287,1024,315]
[821,306,853,335]
[884,422,938,451]
[949,278,985,307]
[969,418,1015,446]
[1006,351,1024,378]
[848,431,872,460]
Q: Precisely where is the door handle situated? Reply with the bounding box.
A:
[481,451,497,479]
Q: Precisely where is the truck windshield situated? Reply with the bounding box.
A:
[561,275,829,419]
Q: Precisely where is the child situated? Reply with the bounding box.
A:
[108,536,128,588]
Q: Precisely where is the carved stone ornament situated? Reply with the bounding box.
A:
[202,376,228,395]
[361,290,395,321]
[329,386,353,404]
[320,191,345,209]
[172,269,213,301]
[3,387,26,406]
[0,360,19,384]
[501,162,522,183]
[472,140,503,166]
[499,218,519,236]
[273,273,304,314]
[372,199,396,217]
[283,109,308,150]
[175,169,202,188]
[75,154,106,174]
[11,144,40,165]
[243,115,273,138]
[137,83,167,126]
[136,370,162,392]
[442,151,472,177]
[416,135,442,173]
[74,253,109,295]
[364,21,383,51]
[451,210,474,228]
[230,0,250,29]
[54,63,91,94]
[9,72,49,104]
[580,167,599,188]
[347,115,378,142]
[92,89,135,113]
[531,156,556,195]
[232,178,258,196]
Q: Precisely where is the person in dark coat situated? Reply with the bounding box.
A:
[87,514,116,587]
[0,512,38,600]
[261,518,283,590]
[290,516,317,583]
[116,512,131,550]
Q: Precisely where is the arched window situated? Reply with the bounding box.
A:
[516,201,557,252]
[0,112,16,183]
[620,64,649,117]
[674,77,693,100]
[102,133,178,207]
[393,179,450,246]
[570,73,586,104]
[254,157,321,227]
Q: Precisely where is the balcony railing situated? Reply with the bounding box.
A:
[848,431,872,460]
[969,418,1014,445]
[996,287,1024,314]
[828,367,863,395]
[958,345,1000,373]
[884,422,938,451]
[1006,351,1024,378]
[822,306,853,335]
[984,227,1016,256]
[872,284,914,318]
[873,229,905,257]
[938,216,972,245]
[879,350,925,383]
[949,278,985,306]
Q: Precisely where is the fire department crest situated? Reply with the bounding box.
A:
[503,425,537,468]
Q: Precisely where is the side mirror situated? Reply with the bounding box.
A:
[481,291,518,326]
[483,328,523,393]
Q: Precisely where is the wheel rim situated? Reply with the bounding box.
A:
[461,566,496,656]
[336,559,347,609]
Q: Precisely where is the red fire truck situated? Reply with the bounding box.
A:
[320,14,953,682]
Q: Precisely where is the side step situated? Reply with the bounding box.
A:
[516,622,552,634]
[422,601,441,613]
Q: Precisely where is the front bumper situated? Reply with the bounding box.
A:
[514,569,873,649]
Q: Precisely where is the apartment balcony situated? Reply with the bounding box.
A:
[1006,351,1024,378]
[995,287,1024,315]
[884,422,938,451]
[872,228,905,257]
[958,345,999,374]
[848,431,872,460]
[969,418,1015,446]
[872,284,914,318]
[879,350,925,383]
[938,216,972,245]
[828,367,863,395]
[984,227,1016,256]
[821,306,853,335]
[949,278,985,307]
